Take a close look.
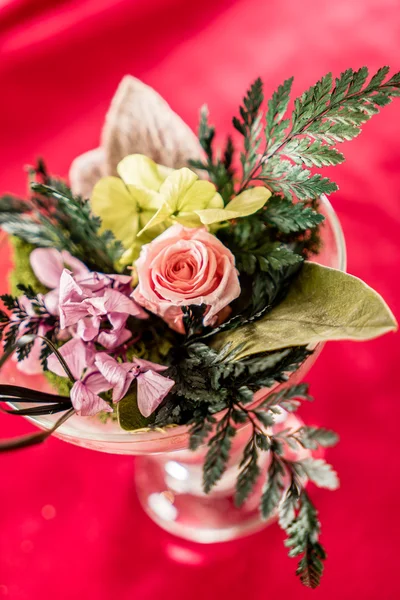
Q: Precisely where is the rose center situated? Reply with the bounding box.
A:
[171,258,195,281]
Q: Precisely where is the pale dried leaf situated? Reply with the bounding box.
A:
[101,75,203,175]
[69,147,105,199]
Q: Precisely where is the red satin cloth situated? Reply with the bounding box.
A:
[0,1,400,598]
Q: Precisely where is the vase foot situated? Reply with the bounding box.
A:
[134,454,274,543]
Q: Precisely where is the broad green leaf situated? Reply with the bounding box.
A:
[212,262,397,359]
[117,388,152,431]
[117,154,172,190]
[196,187,270,225]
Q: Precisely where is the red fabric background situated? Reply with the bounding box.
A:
[0,1,399,598]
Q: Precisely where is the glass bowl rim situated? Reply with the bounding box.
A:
[8,194,347,448]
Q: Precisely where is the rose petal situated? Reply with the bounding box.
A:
[132,224,240,332]
[136,370,175,417]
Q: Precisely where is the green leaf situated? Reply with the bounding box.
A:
[0,194,30,216]
[279,479,300,528]
[203,412,236,493]
[117,388,151,431]
[0,216,56,247]
[263,196,325,234]
[260,454,285,520]
[296,542,326,589]
[261,383,312,412]
[284,491,326,588]
[257,245,303,272]
[347,66,369,94]
[234,78,264,184]
[188,413,216,450]
[294,426,339,449]
[212,262,397,359]
[285,490,320,556]
[197,104,215,157]
[0,178,123,273]
[244,66,400,204]
[282,138,345,168]
[366,65,390,90]
[265,77,293,152]
[297,457,339,490]
[190,109,235,203]
[293,73,333,130]
[261,158,338,200]
[233,77,264,135]
[8,237,46,296]
[235,434,262,506]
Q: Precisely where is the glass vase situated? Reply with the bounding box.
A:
[0,195,346,543]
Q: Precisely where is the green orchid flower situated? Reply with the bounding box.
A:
[91,154,271,265]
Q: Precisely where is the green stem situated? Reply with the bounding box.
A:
[0,407,74,452]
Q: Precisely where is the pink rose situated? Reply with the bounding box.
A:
[132,224,240,333]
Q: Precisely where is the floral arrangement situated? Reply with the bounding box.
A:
[0,67,398,588]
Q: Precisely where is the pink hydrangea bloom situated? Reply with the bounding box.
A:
[136,369,175,417]
[59,269,148,349]
[47,338,112,416]
[94,353,139,403]
[132,224,240,333]
[15,248,90,375]
[30,248,89,315]
[95,353,174,416]
[47,339,174,417]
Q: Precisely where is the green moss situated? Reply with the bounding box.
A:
[9,237,47,296]
[44,370,73,397]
